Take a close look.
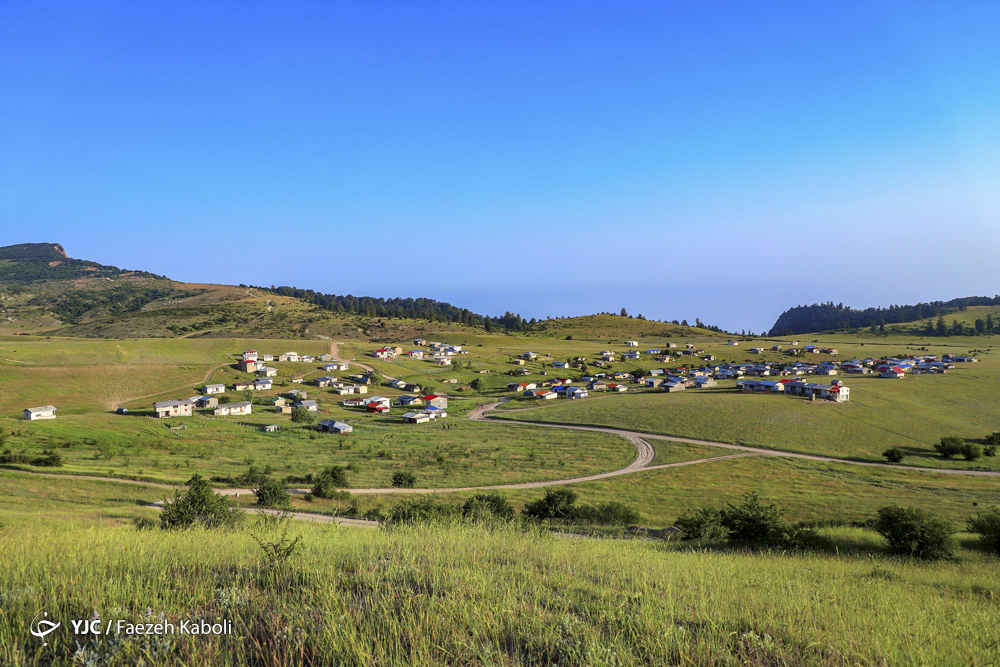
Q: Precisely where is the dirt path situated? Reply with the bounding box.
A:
[111,362,232,410]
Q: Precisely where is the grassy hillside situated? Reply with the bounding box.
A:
[2,514,998,666]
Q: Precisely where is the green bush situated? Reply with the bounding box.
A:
[254,478,290,508]
[875,505,956,560]
[391,471,416,488]
[985,432,1000,448]
[462,492,515,520]
[291,406,316,424]
[882,447,905,464]
[985,444,997,457]
[523,488,579,521]
[967,507,1000,556]
[959,442,983,461]
[160,474,243,529]
[384,497,460,524]
[675,507,727,540]
[575,501,641,526]
[311,466,349,497]
[934,436,964,459]
[719,492,787,547]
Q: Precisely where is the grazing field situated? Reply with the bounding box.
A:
[2,519,998,666]
[0,469,161,526]
[0,413,638,488]
[491,362,1000,470]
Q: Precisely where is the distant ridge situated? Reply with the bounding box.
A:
[0,242,68,262]
[768,296,1000,336]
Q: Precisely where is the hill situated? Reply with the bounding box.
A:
[768,296,1000,336]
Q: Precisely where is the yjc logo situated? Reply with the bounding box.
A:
[29,611,61,646]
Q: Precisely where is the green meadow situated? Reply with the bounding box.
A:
[2,516,999,667]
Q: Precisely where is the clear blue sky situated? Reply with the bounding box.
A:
[2,1,998,332]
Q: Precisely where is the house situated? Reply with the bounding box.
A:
[686,344,695,349]
[552,361,571,369]
[317,420,353,434]
[275,405,292,414]
[727,341,739,346]
[323,362,350,371]
[588,380,608,391]
[521,352,539,360]
[313,376,336,387]
[342,397,367,407]
[23,405,57,421]
[880,366,905,379]
[253,379,273,390]
[350,385,368,394]
[234,380,255,391]
[408,350,426,359]
[366,402,389,414]
[413,338,427,346]
[749,348,764,354]
[260,354,274,362]
[288,389,308,400]
[422,395,448,409]
[214,401,252,416]
[366,396,392,409]
[263,425,281,433]
[565,386,588,399]
[237,359,264,372]
[784,381,850,402]
[703,355,716,361]
[271,397,287,407]
[771,345,782,352]
[278,352,300,362]
[715,369,736,379]
[256,367,278,377]
[193,396,218,409]
[318,354,334,362]
[397,395,423,406]
[607,383,628,392]
[820,348,839,355]
[694,377,717,388]
[242,350,258,361]
[372,347,397,361]
[736,379,784,394]
[297,399,319,411]
[511,358,525,365]
[662,382,685,392]
[536,391,558,400]
[645,377,664,388]
[402,411,430,424]
[300,355,316,363]
[623,352,640,360]
[434,356,453,366]
[203,384,226,395]
[153,399,193,418]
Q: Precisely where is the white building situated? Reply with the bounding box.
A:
[23,405,56,421]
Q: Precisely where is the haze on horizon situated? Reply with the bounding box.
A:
[1,1,998,333]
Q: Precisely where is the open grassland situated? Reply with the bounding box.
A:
[0,470,161,526]
[0,413,637,489]
[491,359,1000,470]
[2,519,999,666]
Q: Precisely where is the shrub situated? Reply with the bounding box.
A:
[303,493,315,502]
[291,407,315,424]
[675,507,727,540]
[254,478,290,508]
[575,501,641,526]
[523,488,579,521]
[462,492,515,520]
[986,432,1000,448]
[384,497,460,524]
[967,507,1000,555]
[391,471,416,488]
[312,466,349,497]
[160,474,243,529]
[934,436,964,459]
[985,444,997,457]
[719,491,787,547]
[882,447,905,463]
[959,442,983,461]
[875,505,956,560]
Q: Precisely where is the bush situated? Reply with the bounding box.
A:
[675,507,727,540]
[875,505,956,560]
[934,436,964,459]
[985,444,997,457]
[254,478,290,508]
[160,474,243,529]
[574,501,641,526]
[959,442,983,461]
[291,406,315,424]
[967,507,1000,555]
[462,492,515,520]
[384,497,460,524]
[391,471,416,488]
[312,466,349,497]
[882,447,905,464]
[719,492,787,547]
[523,488,579,521]
[985,432,1000,449]
[303,493,315,502]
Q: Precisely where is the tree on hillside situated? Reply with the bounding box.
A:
[620,308,628,317]
[291,406,316,424]
[936,316,948,337]
[160,474,243,529]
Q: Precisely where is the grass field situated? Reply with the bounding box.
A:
[2,516,998,666]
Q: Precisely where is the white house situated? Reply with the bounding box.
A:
[214,401,252,416]
[153,399,194,419]
[434,356,453,366]
[625,341,639,347]
[23,405,56,421]
[203,384,226,395]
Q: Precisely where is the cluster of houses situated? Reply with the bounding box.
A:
[339,392,449,424]
[152,396,253,418]
[374,340,467,367]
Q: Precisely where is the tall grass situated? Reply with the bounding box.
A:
[1,519,997,665]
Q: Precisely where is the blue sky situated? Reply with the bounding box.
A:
[1,1,998,332]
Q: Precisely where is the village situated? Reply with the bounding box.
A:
[21,338,978,424]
